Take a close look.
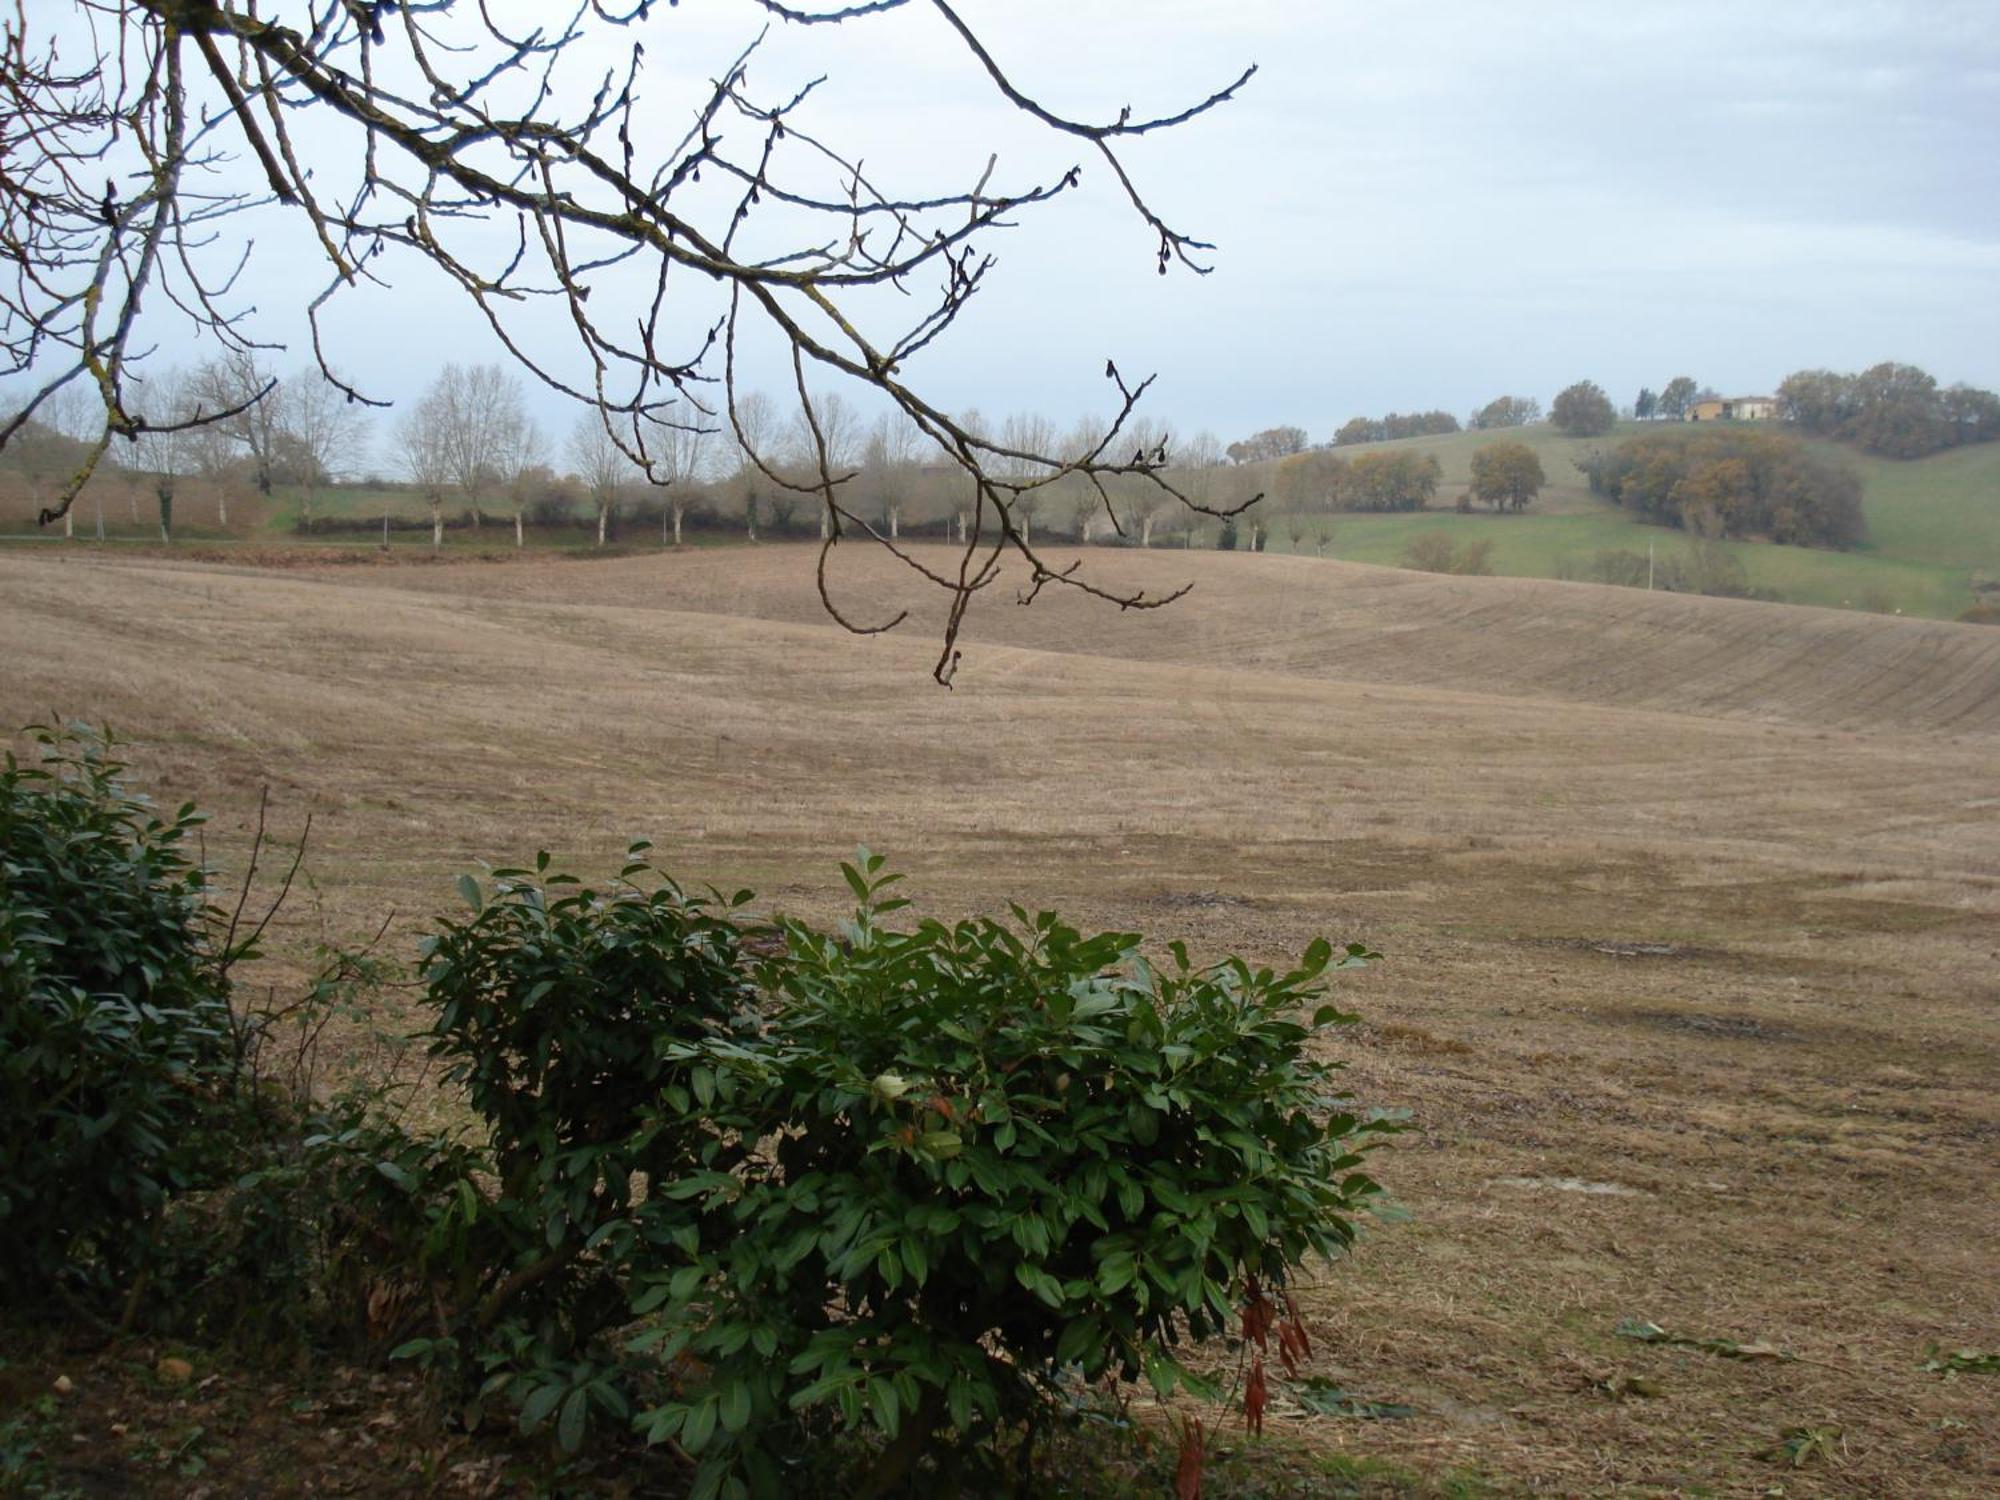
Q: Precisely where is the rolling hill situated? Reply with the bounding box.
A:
[1234,421,2000,619]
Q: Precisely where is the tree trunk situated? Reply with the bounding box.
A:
[430,496,442,552]
[672,503,683,547]
[216,490,227,528]
[888,507,898,540]
[157,487,173,544]
[94,496,104,542]
[819,506,830,540]
[63,507,73,540]
[301,488,315,534]
[515,511,524,548]
[597,502,608,547]
[853,1386,946,1500]
[1140,514,1154,548]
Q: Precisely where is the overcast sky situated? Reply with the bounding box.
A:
[36,0,2000,458]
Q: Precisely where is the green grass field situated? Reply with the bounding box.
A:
[1246,422,1999,619]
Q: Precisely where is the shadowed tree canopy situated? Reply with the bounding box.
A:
[0,0,1264,683]
[1332,410,1459,446]
[1550,380,1616,437]
[1468,440,1543,512]
[1470,394,1540,430]
[1657,376,1699,421]
[1775,362,2000,459]
[1582,429,1865,550]
[1225,426,1307,466]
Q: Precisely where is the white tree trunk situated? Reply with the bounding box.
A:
[672,503,683,547]
[819,507,830,540]
[94,497,104,542]
[515,512,524,548]
[217,491,227,528]
[956,511,967,544]
[597,503,608,547]
[431,497,443,551]
[1140,514,1154,548]
[888,507,899,540]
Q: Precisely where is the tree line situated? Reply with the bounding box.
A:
[6,357,1272,552]
[16,353,1987,551]
[1243,361,2000,460]
[1582,429,1865,550]
[1773,363,2000,458]
[1333,410,1462,445]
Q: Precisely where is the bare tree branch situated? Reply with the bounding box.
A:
[3,0,1261,679]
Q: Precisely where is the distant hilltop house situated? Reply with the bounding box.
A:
[1687,396,1778,422]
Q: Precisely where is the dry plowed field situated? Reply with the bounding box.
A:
[4,544,1997,1497]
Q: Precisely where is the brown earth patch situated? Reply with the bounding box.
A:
[2,546,1996,1497]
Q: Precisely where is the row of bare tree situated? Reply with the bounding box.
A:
[18,352,1278,550]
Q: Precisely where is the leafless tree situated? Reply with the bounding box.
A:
[1107,416,1173,547]
[2,1,1261,681]
[499,420,546,549]
[8,384,90,536]
[996,412,1056,543]
[127,367,194,542]
[641,409,710,547]
[568,412,632,548]
[859,409,923,540]
[430,364,526,531]
[283,367,371,532]
[722,390,777,542]
[189,349,281,499]
[396,387,455,550]
[1051,417,1100,543]
[785,390,859,540]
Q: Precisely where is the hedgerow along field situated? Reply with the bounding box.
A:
[4,419,1998,620]
[3,543,1998,1496]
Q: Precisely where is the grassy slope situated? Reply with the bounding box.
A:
[1247,423,1999,618]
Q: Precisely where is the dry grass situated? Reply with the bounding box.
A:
[3,543,1997,1497]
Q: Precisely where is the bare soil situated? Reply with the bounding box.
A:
[3,544,1996,1497]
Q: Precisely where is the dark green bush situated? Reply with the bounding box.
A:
[400,847,1398,1498]
[0,725,241,1302]
[635,856,1397,1498]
